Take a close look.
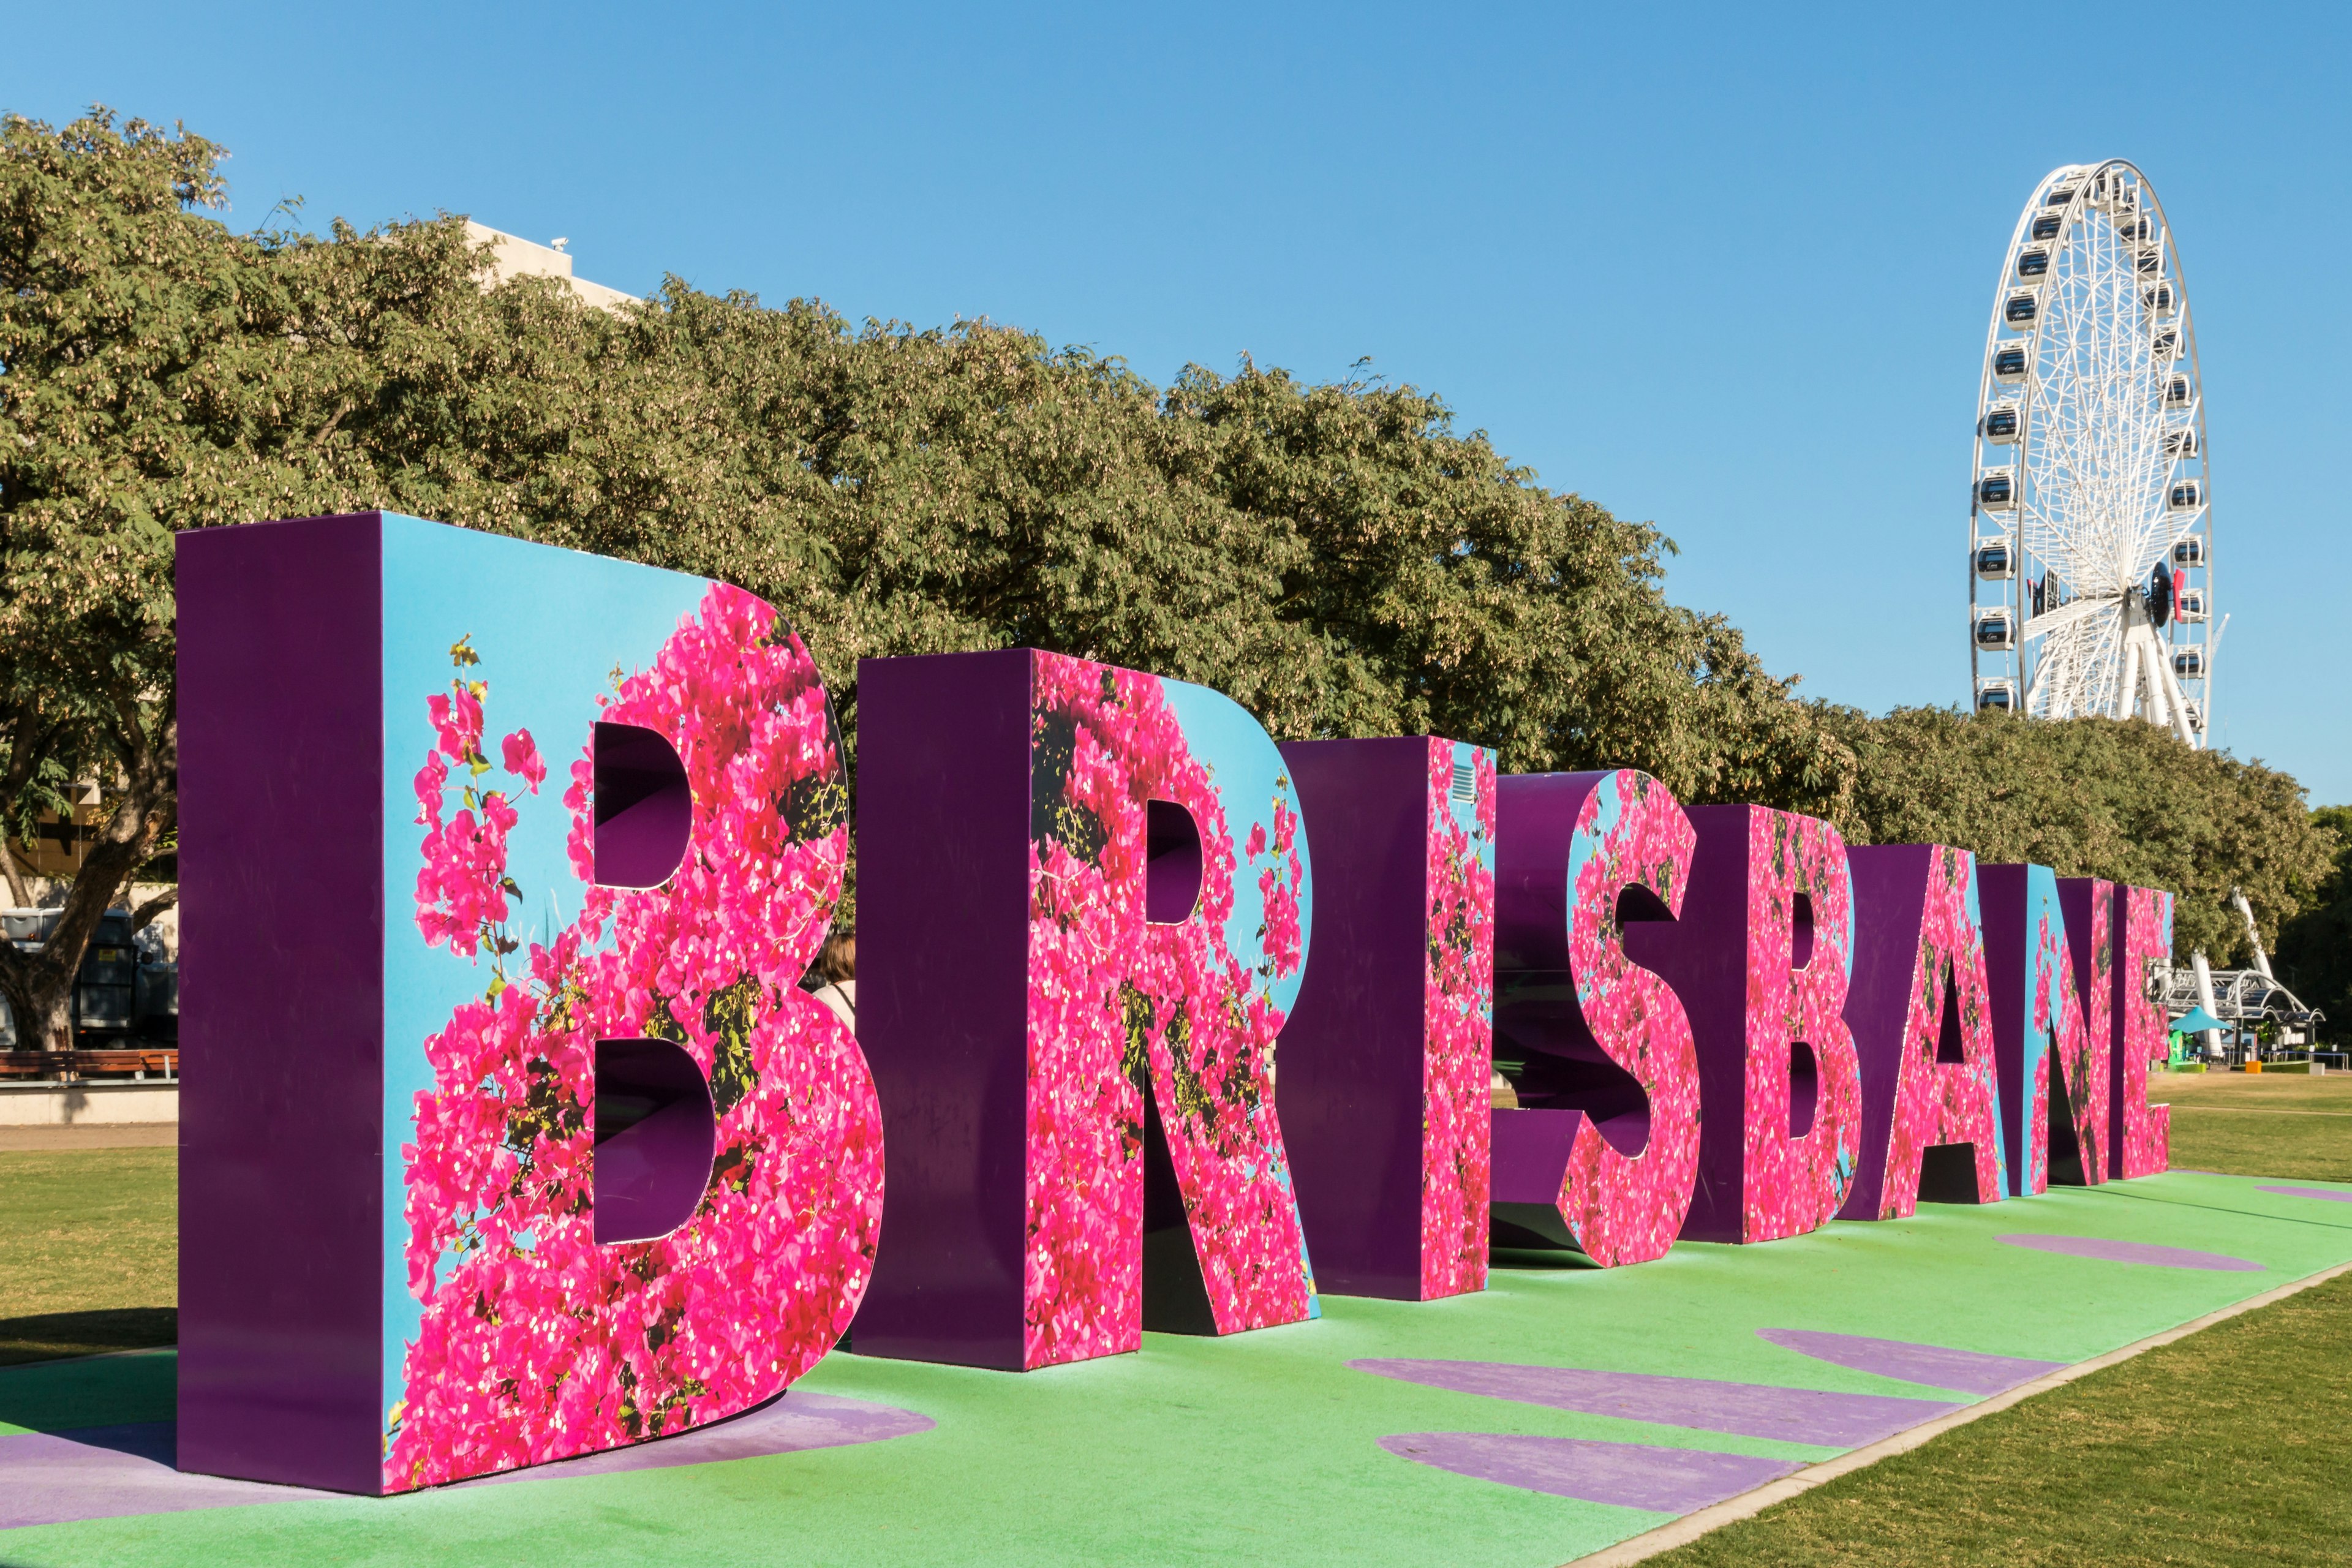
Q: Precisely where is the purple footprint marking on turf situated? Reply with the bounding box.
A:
[1997,1234,2264,1272]
[0,1424,330,1529]
[1381,1433,1799,1513]
[1757,1330,2063,1396]
[2259,1185,2352,1205]
[1349,1359,1959,1447]
[0,1392,932,1530]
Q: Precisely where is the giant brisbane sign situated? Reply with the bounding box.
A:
[177,515,2177,1495]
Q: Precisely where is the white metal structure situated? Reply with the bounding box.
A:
[2157,889,2323,1063]
[1969,162,2218,745]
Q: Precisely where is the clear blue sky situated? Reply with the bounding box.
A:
[10,3,2346,799]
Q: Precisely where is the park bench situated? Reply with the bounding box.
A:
[66,1048,178,1079]
[0,1047,178,1081]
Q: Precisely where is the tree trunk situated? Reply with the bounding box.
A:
[22,978,72,1056]
[0,696,178,1057]
[0,943,77,1055]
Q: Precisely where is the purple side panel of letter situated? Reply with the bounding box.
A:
[1838,845,1931,1221]
[1629,805,1752,1243]
[1278,737,1433,1298]
[852,649,1035,1368]
[176,512,388,1493]
[1976,862,2032,1196]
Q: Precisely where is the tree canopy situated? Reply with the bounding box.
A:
[1816,706,2331,963]
[0,107,2332,1031]
[2274,805,2352,1035]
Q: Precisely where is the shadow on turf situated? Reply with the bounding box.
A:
[1490,1247,1605,1272]
[0,1307,176,1369]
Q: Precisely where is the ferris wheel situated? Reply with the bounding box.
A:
[1968,160,2216,747]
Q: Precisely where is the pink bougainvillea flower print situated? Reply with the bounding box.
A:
[1864,846,2006,1218]
[500,727,547,792]
[391,584,881,1491]
[2054,878,2114,1186]
[411,648,514,959]
[2115,885,2173,1179]
[1420,741,1496,1300]
[1023,652,1316,1370]
[1739,809,1862,1244]
[2000,867,2098,1197]
[1548,770,1702,1268]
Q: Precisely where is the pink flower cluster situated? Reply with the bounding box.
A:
[2019,893,2098,1195]
[2057,879,2115,1185]
[1738,808,1863,1243]
[1554,770,1700,1268]
[391,584,881,1491]
[2116,885,2173,1178]
[1022,652,1315,1369]
[412,665,538,958]
[1418,741,1494,1300]
[1873,846,2005,1217]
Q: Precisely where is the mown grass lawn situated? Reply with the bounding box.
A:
[0,1146,176,1366]
[2159,1068,2352,1182]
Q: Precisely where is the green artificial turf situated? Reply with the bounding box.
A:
[0,1148,177,1366]
[1645,1265,2352,1567]
[2,1171,2349,1567]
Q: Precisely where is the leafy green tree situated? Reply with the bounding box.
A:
[2273,805,2352,1041]
[1819,706,2335,963]
[0,112,213,1044]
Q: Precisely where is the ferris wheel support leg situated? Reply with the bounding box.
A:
[2192,950,2223,1059]
[2116,634,2143,723]
[2137,627,2174,729]
[2154,645,2198,748]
